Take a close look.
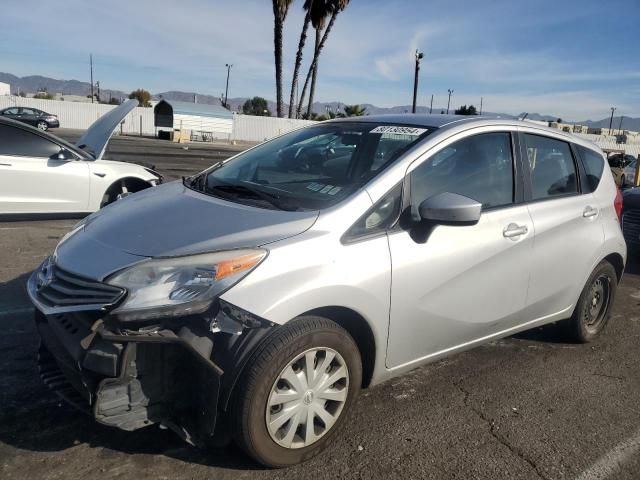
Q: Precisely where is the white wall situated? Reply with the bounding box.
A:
[0,82,10,96]
[0,96,155,135]
[0,96,315,142]
[232,115,315,142]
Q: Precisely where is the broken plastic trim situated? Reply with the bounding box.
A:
[210,299,275,335]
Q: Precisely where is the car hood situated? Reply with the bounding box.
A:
[55,181,319,280]
[75,99,137,160]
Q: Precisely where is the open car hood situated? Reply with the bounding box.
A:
[75,99,137,160]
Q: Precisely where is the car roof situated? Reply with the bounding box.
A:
[325,114,603,153]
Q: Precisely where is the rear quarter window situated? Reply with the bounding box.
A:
[577,145,605,193]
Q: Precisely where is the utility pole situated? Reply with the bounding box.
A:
[446,89,454,114]
[429,94,434,114]
[224,64,233,109]
[96,81,100,103]
[412,50,424,114]
[480,97,483,115]
[618,115,624,135]
[90,53,94,103]
[609,107,616,133]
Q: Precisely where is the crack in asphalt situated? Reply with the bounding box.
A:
[453,380,552,480]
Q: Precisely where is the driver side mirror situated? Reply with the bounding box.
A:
[419,192,481,225]
[51,148,73,161]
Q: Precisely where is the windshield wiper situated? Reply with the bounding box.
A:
[207,182,299,211]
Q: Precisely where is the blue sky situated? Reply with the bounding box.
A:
[1,0,639,120]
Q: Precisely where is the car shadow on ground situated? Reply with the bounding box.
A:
[0,273,264,471]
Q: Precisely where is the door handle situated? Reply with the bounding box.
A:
[503,223,528,238]
[0,163,12,167]
[583,206,599,218]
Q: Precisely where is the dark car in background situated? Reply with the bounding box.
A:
[0,106,59,130]
[623,187,640,257]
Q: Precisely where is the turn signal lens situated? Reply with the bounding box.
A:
[215,252,266,281]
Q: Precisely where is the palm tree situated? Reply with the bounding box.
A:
[288,0,313,118]
[272,0,293,117]
[342,104,367,117]
[296,0,350,118]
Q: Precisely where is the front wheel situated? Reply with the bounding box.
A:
[36,120,48,131]
[231,316,362,467]
[564,260,617,342]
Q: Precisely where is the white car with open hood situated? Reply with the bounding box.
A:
[0,99,161,217]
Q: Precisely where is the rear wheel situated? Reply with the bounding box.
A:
[231,316,362,467]
[565,260,617,342]
[36,120,48,131]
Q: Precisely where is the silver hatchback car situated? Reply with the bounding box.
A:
[29,115,626,467]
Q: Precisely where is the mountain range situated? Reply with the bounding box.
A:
[1,72,638,131]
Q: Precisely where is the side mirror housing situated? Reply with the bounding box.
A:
[51,148,73,161]
[419,192,482,225]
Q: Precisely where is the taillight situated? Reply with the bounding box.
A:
[614,188,623,223]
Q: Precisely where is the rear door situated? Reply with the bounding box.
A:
[0,124,90,214]
[386,129,534,369]
[520,132,604,320]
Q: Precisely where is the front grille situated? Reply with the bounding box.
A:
[35,262,125,311]
[622,209,640,246]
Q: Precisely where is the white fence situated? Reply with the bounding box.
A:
[0,96,314,142]
[0,96,155,135]
[232,115,315,142]
[573,133,640,158]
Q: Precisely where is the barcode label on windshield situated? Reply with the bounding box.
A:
[370,126,427,136]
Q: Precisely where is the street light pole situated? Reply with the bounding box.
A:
[609,107,616,133]
[429,94,434,114]
[412,50,424,114]
[446,89,454,114]
[479,97,483,115]
[224,63,233,109]
[90,53,94,104]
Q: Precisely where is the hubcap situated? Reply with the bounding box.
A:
[584,275,611,332]
[37,122,47,130]
[266,347,349,449]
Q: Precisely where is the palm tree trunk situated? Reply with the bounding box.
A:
[288,11,311,118]
[296,10,338,118]
[306,29,321,117]
[273,6,284,117]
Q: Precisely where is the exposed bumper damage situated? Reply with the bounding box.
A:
[34,298,276,447]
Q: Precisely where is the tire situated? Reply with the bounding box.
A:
[100,179,151,208]
[36,120,48,131]
[231,316,362,467]
[564,260,617,342]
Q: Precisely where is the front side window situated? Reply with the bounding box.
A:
[410,132,514,210]
[524,134,578,200]
[190,123,432,210]
[0,124,61,157]
[577,145,604,193]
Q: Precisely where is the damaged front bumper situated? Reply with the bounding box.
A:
[31,271,276,446]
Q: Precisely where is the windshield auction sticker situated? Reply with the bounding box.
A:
[370,126,427,136]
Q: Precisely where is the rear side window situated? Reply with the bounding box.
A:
[577,146,604,193]
[0,124,61,157]
[524,134,578,200]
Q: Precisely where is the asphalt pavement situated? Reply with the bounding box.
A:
[1,133,640,480]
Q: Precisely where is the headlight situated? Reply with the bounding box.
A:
[106,249,266,322]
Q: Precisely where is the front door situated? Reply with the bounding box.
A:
[386,130,533,369]
[0,124,90,214]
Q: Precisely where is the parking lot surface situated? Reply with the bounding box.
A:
[2,134,640,479]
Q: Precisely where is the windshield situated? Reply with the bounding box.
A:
[189,122,432,210]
